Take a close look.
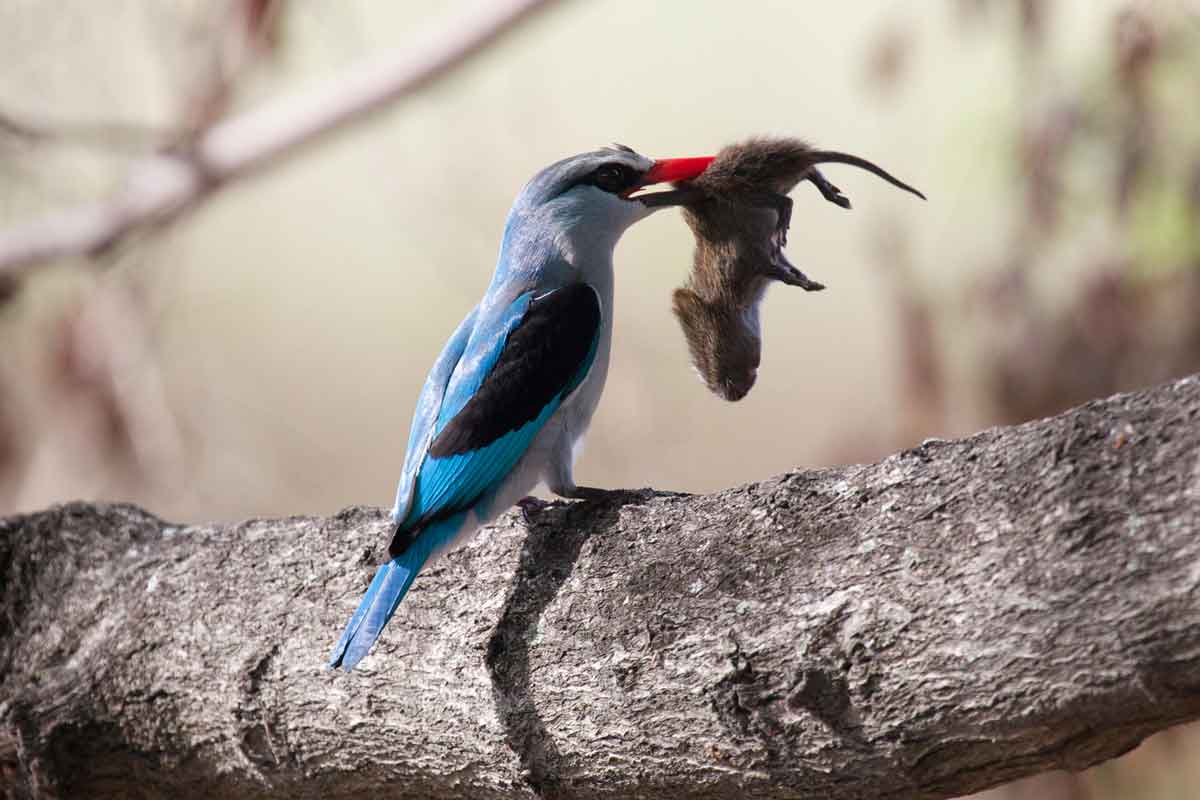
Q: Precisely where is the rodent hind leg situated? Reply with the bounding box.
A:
[741,190,794,247]
[806,167,852,210]
[768,248,825,292]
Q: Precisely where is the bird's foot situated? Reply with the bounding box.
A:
[516,495,551,525]
[553,485,614,502]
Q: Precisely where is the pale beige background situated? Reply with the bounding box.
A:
[2,3,1199,799]
[1,0,1137,521]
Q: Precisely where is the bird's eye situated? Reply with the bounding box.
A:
[592,164,633,193]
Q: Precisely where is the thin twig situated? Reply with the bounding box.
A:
[0,0,558,275]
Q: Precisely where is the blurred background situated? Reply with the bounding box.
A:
[1,1,1197,797]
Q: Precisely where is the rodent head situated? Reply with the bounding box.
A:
[672,288,761,402]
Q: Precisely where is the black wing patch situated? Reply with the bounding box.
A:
[428,284,601,458]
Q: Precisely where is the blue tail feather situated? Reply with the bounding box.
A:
[327,513,465,671]
[326,562,392,666]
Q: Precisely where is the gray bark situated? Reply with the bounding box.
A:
[2,375,1199,800]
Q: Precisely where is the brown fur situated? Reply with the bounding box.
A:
[671,136,924,401]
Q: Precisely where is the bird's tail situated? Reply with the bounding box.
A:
[327,515,461,671]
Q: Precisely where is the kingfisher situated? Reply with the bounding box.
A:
[328,145,713,670]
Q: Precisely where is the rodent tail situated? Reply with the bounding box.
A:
[805,151,926,201]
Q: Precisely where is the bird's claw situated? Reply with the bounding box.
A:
[516,495,550,525]
[554,485,614,502]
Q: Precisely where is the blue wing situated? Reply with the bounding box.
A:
[398,282,602,533]
[389,304,481,523]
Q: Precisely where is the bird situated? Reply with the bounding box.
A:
[328,145,713,670]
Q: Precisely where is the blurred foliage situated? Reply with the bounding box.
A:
[873,1,1200,440]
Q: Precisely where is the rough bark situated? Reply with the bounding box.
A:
[2,375,1199,800]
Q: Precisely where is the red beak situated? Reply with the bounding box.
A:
[643,156,714,185]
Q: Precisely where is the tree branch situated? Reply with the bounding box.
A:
[3,374,1199,799]
[0,0,557,276]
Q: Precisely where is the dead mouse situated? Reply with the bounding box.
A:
[644,136,925,401]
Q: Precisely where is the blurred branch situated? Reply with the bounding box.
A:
[171,0,286,138]
[0,0,557,276]
[3,374,1199,798]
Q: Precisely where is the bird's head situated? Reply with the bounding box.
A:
[508,144,713,252]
